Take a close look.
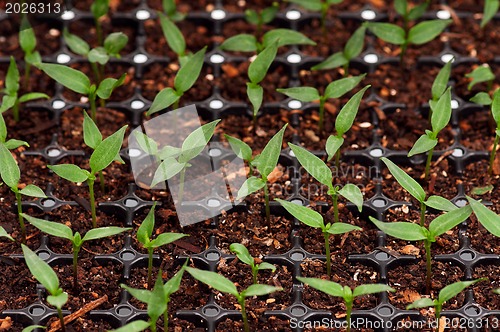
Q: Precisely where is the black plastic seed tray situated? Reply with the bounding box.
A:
[1,0,500,331]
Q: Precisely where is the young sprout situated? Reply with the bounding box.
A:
[229,243,276,284]
[287,142,364,224]
[91,0,109,46]
[394,0,430,32]
[0,226,14,242]
[48,124,128,227]
[466,196,500,237]
[0,57,49,121]
[407,279,485,332]
[185,267,282,332]
[428,58,452,120]
[466,64,495,95]
[297,277,394,332]
[0,143,46,243]
[224,134,256,177]
[408,87,452,181]
[481,0,499,28]
[277,75,367,133]
[146,47,207,115]
[286,0,344,35]
[236,124,287,223]
[117,264,187,332]
[158,13,191,65]
[22,244,68,332]
[311,26,366,76]
[277,199,361,277]
[162,0,186,21]
[35,62,125,122]
[19,16,41,90]
[370,205,472,294]
[137,202,187,289]
[0,112,30,150]
[245,2,279,37]
[23,213,130,290]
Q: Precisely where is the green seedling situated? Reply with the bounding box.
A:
[229,243,276,284]
[236,124,287,223]
[370,205,472,294]
[19,16,41,90]
[64,28,128,84]
[220,28,315,54]
[297,277,394,332]
[466,196,500,237]
[224,134,256,177]
[467,65,495,96]
[35,62,125,122]
[158,13,191,65]
[162,0,186,21]
[0,113,30,149]
[48,124,127,227]
[287,142,364,224]
[286,0,344,35]
[0,143,46,243]
[312,26,366,76]
[23,213,130,290]
[277,199,361,277]
[22,325,46,332]
[136,119,220,204]
[487,90,500,175]
[117,263,187,332]
[0,57,49,121]
[91,0,109,46]
[185,267,282,332]
[247,41,278,126]
[146,47,207,115]
[277,76,367,133]
[408,87,452,181]
[481,0,499,28]
[0,226,14,241]
[394,0,430,32]
[245,2,279,37]
[427,58,452,121]
[137,202,187,289]
[22,244,68,332]
[407,278,485,332]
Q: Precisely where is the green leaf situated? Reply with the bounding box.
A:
[288,143,332,188]
[407,134,437,157]
[4,139,29,150]
[185,267,239,297]
[25,51,41,66]
[158,146,181,160]
[408,20,451,45]
[148,273,168,323]
[83,111,103,149]
[261,3,279,23]
[369,217,427,241]
[245,9,259,25]
[262,29,316,48]
[406,297,436,309]
[38,63,91,95]
[381,157,426,203]
[438,279,484,304]
[83,226,130,242]
[326,135,344,162]
[247,82,264,118]
[23,214,73,240]
[471,184,494,195]
[311,52,348,71]
[470,92,492,105]
[296,277,344,297]
[481,0,499,28]
[0,143,20,189]
[276,198,324,229]
[394,0,407,16]
[365,22,405,45]
[353,284,394,297]
[90,125,127,173]
[257,262,276,271]
[150,232,187,248]
[18,92,49,103]
[22,325,46,332]
[174,47,207,93]
[248,41,278,84]
[466,65,495,91]
[432,60,452,101]
[344,26,366,60]
[431,87,452,133]
[256,124,287,178]
[467,196,500,237]
[151,158,185,187]
[335,85,370,135]
[164,262,187,297]
[230,243,255,267]
[108,320,150,332]
[88,47,110,65]
[47,292,68,310]
[0,95,17,113]
[19,184,47,198]
[286,0,322,11]
[220,34,258,53]
[407,2,429,21]
[104,32,128,56]
[338,184,363,212]
[137,203,155,245]
[22,244,60,294]
[0,114,6,142]
[96,74,126,100]
[5,57,19,95]
[48,164,90,183]
[91,0,109,19]
[147,87,181,116]
[0,226,14,241]
[425,195,458,211]
[20,16,36,54]
[121,284,151,303]
[327,222,361,235]
[225,135,252,161]
[429,205,472,238]
[158,13,186,56]
[178,119,220,163]
[276,87,320,102]
[325,75,366,100]
[236,176,266,200]
[242,284,282,297]
[492,89,500,126]
[63,28,90,56]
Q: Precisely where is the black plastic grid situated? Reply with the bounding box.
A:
[0,0,500,331]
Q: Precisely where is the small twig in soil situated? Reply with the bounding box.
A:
[48,295,108,332]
